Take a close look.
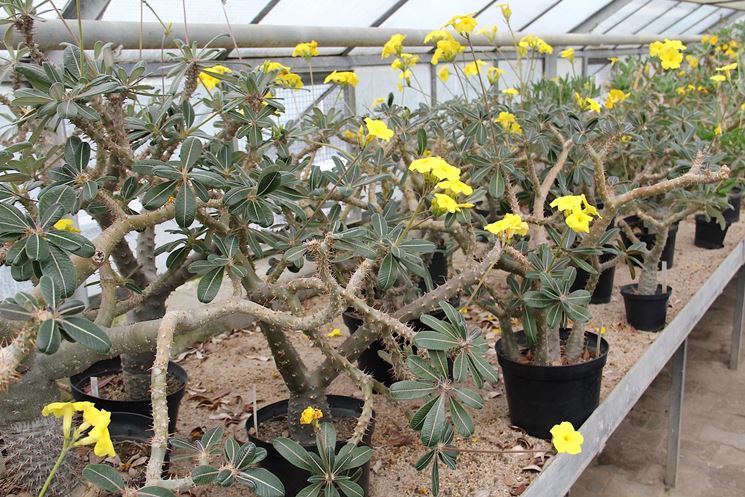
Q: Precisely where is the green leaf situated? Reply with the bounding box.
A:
[138,487,177,497]
[467,352,499,386]
[371,213,388,238]
[431,458,440,496]
[421,395,446,447]
[417,128,427,156]
[38,203,65,230]
[415,450,435,471]
[224,437,240,464]
[58,299,85,316]
[410,397,438,431]
[245,199,275,227]
[26,233,50,262]
[297,483,324,497]
[180,137,203,170]
[46,230,95,258]
[60,317,111,353]
[257,169,282,197]
[82,464,125,493]
[0,301,33,321]
[273,438,314,472]
[316,422,336,470]
[336,479,364,497]
[452,352,468,383]
[142,181,178,210]
[81,180,99,201]
[452,387,483,409]
[523,290,554,309]
[41,246,77,298]
[399,239,436,254]
[407,356,441,382]
[37,319,61,354]
[234,442,259,469]
[197,266,224,303]
[449,397,474,437]
[175,185,196,228]
[377,253,397,291]
[236,468,285,497]
[40,275,59,307]
[346,446,372,468]
[417,314,459,340]
[0,202,31,232]
[414,331,459,351]
[389,380,436,400]
[201,426,224,448]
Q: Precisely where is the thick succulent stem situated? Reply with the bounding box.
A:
[638,226,669,296]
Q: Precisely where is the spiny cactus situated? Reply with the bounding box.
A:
[0,416,80,496]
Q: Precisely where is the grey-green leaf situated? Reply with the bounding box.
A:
[82,464,125,493]
[60,317,111,353]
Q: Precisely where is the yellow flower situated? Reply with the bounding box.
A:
[495,111,522,134]
[502,88,519,97]
[485,213,529,241]
[560,48,575,62]
[685,55,699,68]
[292,40,319,58]
[710,74,726,83]
[436,179,473,196]
[574,93,601,113]
[604,89,629,109]
[741,102,745,112]
[716,62,738,74]
[424,29,453,44]
[42,401,94,438]
[715,124,722,136]
[487,66,505,84]
[551,194,598,233]
[327,328,342,338]
[276,72,304,89]
[701,34,718,45]
[53,218,80,233]
[594,326,607,335]
[75,408,116,458]
[675,86,686,96]
[477,25,498,42]
[431,38,464,65]
[300,406,323,425]
[198,64,232,90]
[432,193,473,214]
[342,130,356,141]
[550,422,584,455]
[371,97,386,107]
[498,3,512,21]
[364,117,394,142]
[649,39,685,70]
[620,135,631,143]
[263,60,290,75]
[585,97,601,113]
[464,60,487,77]
[445,14,478,35]
[439,66,450,82]
[518,35,553,55]
[324,71,359,87]
[409,156,461,181]
[382,33,406,59]
[565,209,594,233]
[608,57,619,65]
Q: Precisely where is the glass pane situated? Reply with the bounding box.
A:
[592,0,648,34]
[668,5,718,35]
[527,0,614,33]
[636,2,697,35]
[476,0,561,32]
[260,0,399,27]
[380,0,490,29]
[605,0,679,34]
[102,0,268,23]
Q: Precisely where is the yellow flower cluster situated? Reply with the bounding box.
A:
[299,406,323,425]
[550,421,584,455]
[464,59,487,77]
[485,213,528,241]
[198,64,232,90]
[439,66,450,82]
[445,14,478,36]
[409,157,474,215]
[560,47,575,62]
[604,89,629,109]
[382,33,406,59]
[262,61,304,90]
[358,117,394,145]
[409,156,460,181]
[426,30,465,65]
[391,53,420,86]
[487,66,505,84]
[324,71,359,87]
[495,111,522,135]
[502,88,519,97]
[518,35,553,56]
[574,93,601,113]
[432,193,474,214]
[649,39,685,70]
[327,328,342,338]
[42,402,116,457]
[550,194,599,233]
[292,40,319,58]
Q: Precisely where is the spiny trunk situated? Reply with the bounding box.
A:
[498,316,519,361]
[0,371,75,496]
[286,388,332,445]
[534,316,560,365]
[638,227,669,296]
[565,322,586,362]
[122,300,166,400]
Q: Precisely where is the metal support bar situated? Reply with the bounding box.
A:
[665,339,687,488]
[2,20,703,51]
[544,53,558,79]
[429,63,437,106]
[251,0,282,24]
[60,0,111,19]
[730,266,745,370]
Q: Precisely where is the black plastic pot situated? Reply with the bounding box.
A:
[70,357,187,434]
[724,188,741,225]
[108,412,154,442]
[620,284,672,332]
[620,216,678,270]
[570,253,616,304]
[246,396,375,497]
[694,214,730,249]
[496,330,608,439]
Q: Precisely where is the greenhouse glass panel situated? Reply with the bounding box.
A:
[101,0,268,23]
[591,0,651,34]
[668,5,719,34]
[527,0,615,33]
[476,0,562,32]
[259,0,400,27]
[635,2,697,35]
[379,0,491,29]
[605,0,679,33]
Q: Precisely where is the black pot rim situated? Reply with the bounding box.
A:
[619,283,672,300]
[495,330,608,379]
[695,213,729,227]
[245,395,375,449]
[70,356,188,404]
[623,215,679,234]
[108,412,154,442]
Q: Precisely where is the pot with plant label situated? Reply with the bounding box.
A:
[620,216,678,269]
[70,357,187,434]
[246,395,375,497]
[694,214,730,249]
[724,188,741,224]
[620,284,672,332]
[570,252,616,304]
[496,330,608,439]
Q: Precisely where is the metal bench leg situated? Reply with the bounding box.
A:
[665,339,687,489]
[730,266,745,370]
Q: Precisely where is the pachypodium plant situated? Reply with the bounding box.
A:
[0,3,740,497]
